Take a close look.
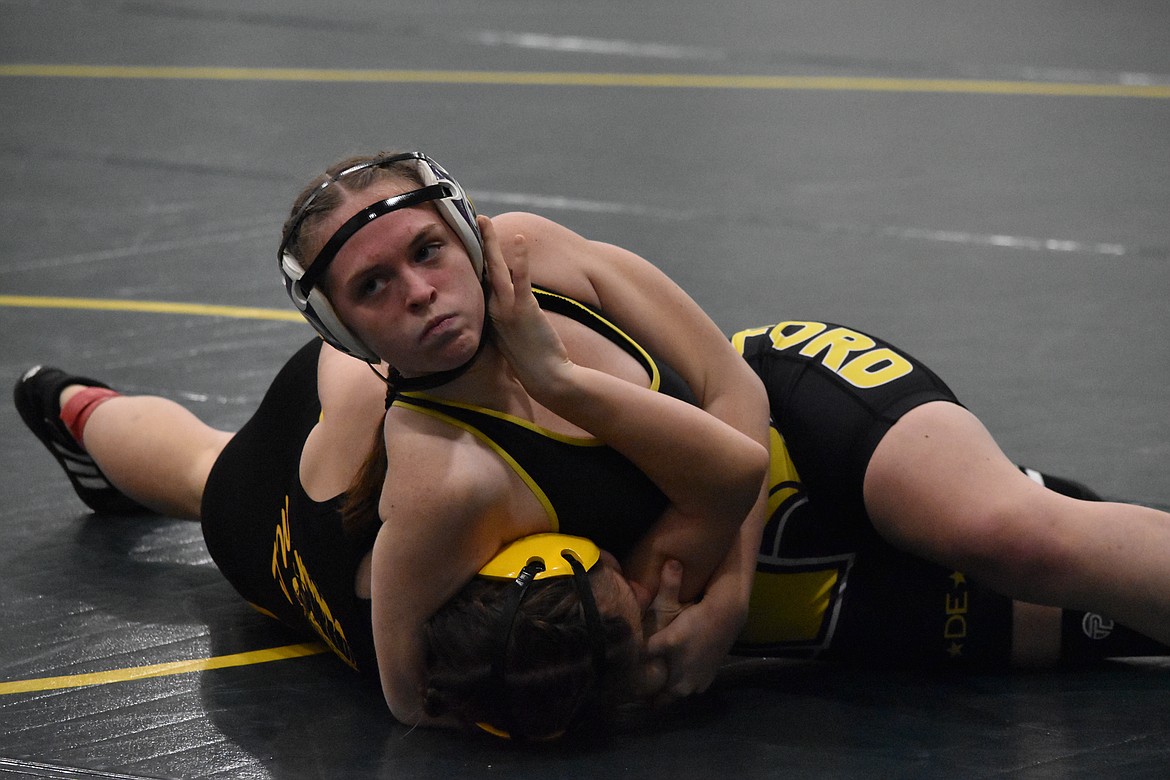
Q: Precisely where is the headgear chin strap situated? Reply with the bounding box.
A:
[475,534,608,740]
[277,151,483,363]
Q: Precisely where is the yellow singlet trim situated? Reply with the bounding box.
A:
[398,392,603,446]
[392,400,560,532]
[534,288,661,392]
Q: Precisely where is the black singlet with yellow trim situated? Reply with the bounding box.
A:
[731,320,1014,669]
[392,287,697,561]
[201,339,380,674]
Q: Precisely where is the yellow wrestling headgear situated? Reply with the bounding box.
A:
[474,533,606,741]
[477,533,601,581]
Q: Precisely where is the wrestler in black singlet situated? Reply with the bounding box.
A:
[393,288,697,560]
[734,319,1170,669]
[727,320,1011,667]
[199,288,695,673]
[201,339,379,673]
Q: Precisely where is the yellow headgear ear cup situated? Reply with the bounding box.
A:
[478,533,602,581]
[476,533,605,742]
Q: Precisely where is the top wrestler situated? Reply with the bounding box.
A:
[15,151,1170,736]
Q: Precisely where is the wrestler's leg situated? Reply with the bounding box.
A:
[864,400,1170,647]
[62,385,232,520]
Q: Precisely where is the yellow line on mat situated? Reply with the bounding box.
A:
[2,64,1169,98]
[0,294,303,322]
[0,642,328,695]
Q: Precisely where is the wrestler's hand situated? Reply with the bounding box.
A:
[643,558,687,637]
[479,215,574,396]
[643,583,745,706]
[636,558,686,700]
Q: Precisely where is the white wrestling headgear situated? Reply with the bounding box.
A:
[278,152,483,363]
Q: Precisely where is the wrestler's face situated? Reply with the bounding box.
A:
[313,181,485,376]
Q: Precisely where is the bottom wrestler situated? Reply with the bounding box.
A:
[420,319,1169,737]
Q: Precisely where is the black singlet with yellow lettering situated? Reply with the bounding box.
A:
[202,339,380,674]
[731,321,1015,669]
[392,287,697,561]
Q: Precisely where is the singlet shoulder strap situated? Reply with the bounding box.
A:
[531,286,661,392]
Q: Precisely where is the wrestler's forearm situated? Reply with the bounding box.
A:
[533,362,769,532]
[701,486,768,621]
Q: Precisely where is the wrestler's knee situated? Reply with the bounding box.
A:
[944,493,1081,601]
[864,402,1079,599]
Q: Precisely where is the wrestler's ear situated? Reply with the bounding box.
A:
[628,578,653,612]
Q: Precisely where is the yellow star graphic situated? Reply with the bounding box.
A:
[949,571,966,587]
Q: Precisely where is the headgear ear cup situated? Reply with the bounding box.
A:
[278,152,486,363]
[281,252,380,362]
[413,155,484,277]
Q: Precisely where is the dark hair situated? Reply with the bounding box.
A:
[340,422,386,539]
[423,570,643,740]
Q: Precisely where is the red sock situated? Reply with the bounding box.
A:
[60,387,120,446]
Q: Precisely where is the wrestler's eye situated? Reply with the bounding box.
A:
[414,242,441,263]
[356,275,388,298]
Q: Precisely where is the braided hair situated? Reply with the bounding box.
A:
[423,569,643,740]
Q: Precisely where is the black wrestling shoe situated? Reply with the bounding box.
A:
[14,365,151,515]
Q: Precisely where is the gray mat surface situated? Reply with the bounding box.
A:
[2,2,1168,777]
